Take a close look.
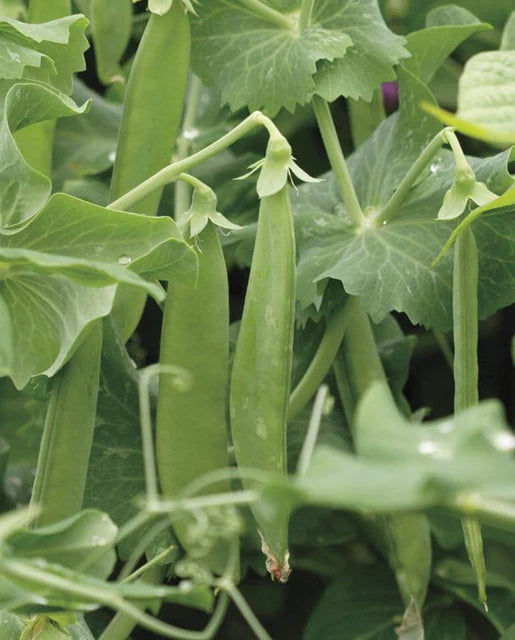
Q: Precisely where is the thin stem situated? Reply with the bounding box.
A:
[175,75,204,222]
[144,490,259,515]
[218,580,273,640]
[296,385,329,477]
[121,545,176,584]
[288,297,355,421]
[108,112,279,212]
[312,95,365,227]
[433,330,454,370]
[118,517,171,581]
[238,0,295,30]
[376,129,448,225]
[298,0,315,32]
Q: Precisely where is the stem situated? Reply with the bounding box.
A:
[145,490,259,515]
[453,225,486,606]
[433,330,454,370]
[296,385,329,477]
[453,494,515,532]
[312,96,365,227]
[175,75,204,222]
[298,0,315,32]
[108,112,279,212]
[30,323,102,527]
[238,0,295,30]
[288,297,355,421]
[121,546,176,584]
[218,580,273,640]
[376,129,448,225]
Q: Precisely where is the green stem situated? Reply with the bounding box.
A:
[239,0,295,30]
[298,0,315,32]
[376,129,448,225]
[122,547,176,584]
[288,298,355,421]
[453,494,515,532]
[312,96,365,227]
[108,112,281,212]
[453,225,486,607]
[296,385,329,476]
[145,490,259,515]
[30,323,102,526]
[174,75,204,222]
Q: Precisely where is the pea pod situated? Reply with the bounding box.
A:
[110,2,190,340]
[91,0,132,86]
[230,186,295,581]
[156,212,233,574]
[453,225,487,607]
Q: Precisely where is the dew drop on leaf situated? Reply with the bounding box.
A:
[118,254,132,265]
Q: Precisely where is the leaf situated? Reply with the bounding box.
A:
[304,562,404,640]
[311,0,409,103]
[0,611,25,639]
[424,605,467,640]
[0,194,196,388]
[84,320,147,558]
[500,11,515,50]
[0,82,89,228]
[191,0,396,116]
[7,510,117,579]
[404,6,490,85]
[0,14,89,96]
[53,80,122,188]
[425,50,515,146]
[295,142,514,330]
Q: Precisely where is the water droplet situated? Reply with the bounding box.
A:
[417,440,439,456]
[92,245,102,254]
[108,151,116,162]
[179,580,193,593]
[118,254,131,265]
[492,432,515,451]
[183,127,199,141]
[430,158,442,174]
[8,50,21,62]
[382,221,387,226]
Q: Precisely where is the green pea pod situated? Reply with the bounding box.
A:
[230,186,295,582]
[156,222,233,574]
[453,226,487,607]
[91,0,132,86]
[109,3,190,340]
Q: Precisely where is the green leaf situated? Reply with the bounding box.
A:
[53,80,122,188]
[7,510,117,579]
[84,319,147,559]
[424,605,467,640]
[404,6,490,85]
[295,144,514,330]
[0,194,196,388]
[0,82,89,228]
[0,15,88,96]
[0,611,25,639]
[192,0,356,116]
[500,11,515,50]
[304,562,403,639]
[425,50,515,146]
[311,0,409,103]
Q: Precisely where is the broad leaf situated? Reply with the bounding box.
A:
[1,82,88,228]
[304,563,403,640]
[53,80,122,188]
[0,194,196,388]
[425,50,515,146]
[7,510,117,579]
[0,14,88,96]
[192,0,407,115]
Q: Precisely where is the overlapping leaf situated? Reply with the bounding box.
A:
[0,194,196,388]
[191,0,407,115]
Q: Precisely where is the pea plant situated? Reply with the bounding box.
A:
[1,0,514,638]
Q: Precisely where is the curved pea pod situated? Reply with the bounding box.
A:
[91,0,132,86]
[230,186,296,582]
[156,222,234,575]
[110,2,190,340]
